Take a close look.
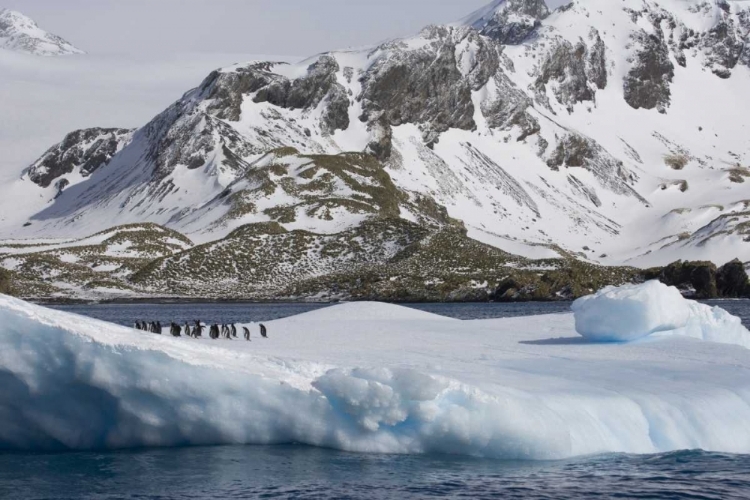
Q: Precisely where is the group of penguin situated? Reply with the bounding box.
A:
[134,320,267,340]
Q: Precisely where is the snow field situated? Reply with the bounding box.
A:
[0,295,749,458]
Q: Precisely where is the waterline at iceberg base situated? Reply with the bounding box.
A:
[0,282,749,458]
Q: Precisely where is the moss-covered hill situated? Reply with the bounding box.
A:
[2,217,748,302]
[0,223,193,299]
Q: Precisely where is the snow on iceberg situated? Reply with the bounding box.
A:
[0,295,750,458]
[572,280,750,348]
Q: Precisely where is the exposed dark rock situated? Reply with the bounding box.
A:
[360,26,476,152]
[536,40,593,111]
[24,128,133,188]
[646,260,718,298]
[203,63,279,121]
[716,259,750,297]
[701,11,746,78]
[586,30,608,90]
[365,117,393,161]
[476,0,550,44]
[254,56,349,135]
[144,109,259,179]
[534,29,607,112]
[623,31,674,113]
[482,72,535,134]
[546,134,642,199]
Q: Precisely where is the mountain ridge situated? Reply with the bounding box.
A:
[2,0,750,299]
[0,8,84,56]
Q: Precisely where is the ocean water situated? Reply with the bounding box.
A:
[47,300,575,327]
[1,446,748,500]
[24,300,750,499]
[48,298,750,326]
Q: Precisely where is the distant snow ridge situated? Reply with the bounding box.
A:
[0,8,84,56]
[573,280,750,348]
[1,295,750,456]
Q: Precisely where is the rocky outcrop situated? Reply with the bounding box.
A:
[697,2,749,78]
[623,31,674,113]
[546,134,641,199]
[716,259,750,297]
[648,260,717,298]
[535,31,608,112]
[360,27,476,148]
[645,259,750,298]
[143,105,259,180]
[24,128,134,188]
[254,55,351,134]
[202,63,279,121]
[473,0,550,44]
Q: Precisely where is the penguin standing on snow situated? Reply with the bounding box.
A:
[184,322,191,337]
[260,324,268,339]
[193,320,203,338]
[243,327,251,341]
[231,324,237,338]
[156,321,162,334]
[170,322,181,337]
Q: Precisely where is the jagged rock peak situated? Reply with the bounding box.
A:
[457,0,550,44]
[24,128,134,189]
[0,8,84,56]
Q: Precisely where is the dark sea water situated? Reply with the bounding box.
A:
[25,300,750,499]
[48,299,750,326]
[1,446,748,500]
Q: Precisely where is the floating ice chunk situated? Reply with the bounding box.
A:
[1,294,750,457]
[573,280,750,348]
[664,302,750,349]
[572,281,692,342]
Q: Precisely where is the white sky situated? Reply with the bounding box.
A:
[3,0,569,57]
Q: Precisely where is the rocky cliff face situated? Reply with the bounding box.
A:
[24,128,134,190]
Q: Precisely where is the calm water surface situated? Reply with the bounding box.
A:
[29,300,750,499]
[1,446,748,500]
[48,299,750,326]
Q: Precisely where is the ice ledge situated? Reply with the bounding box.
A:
[0,294,749,457]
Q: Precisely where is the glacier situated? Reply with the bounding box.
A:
[0,293,749,458]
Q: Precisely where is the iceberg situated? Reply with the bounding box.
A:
[0,294,749,459]
[572,280,750,348]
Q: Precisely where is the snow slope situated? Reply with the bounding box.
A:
[1,295,749,458]
[0,8,83,56]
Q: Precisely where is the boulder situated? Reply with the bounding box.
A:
[716,259,750,298]
[647,260,718,298]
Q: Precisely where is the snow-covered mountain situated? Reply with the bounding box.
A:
[5,0,750,274]
[0,8,83,56]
